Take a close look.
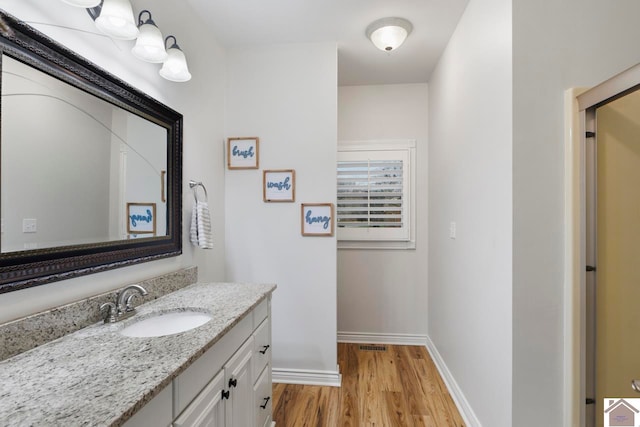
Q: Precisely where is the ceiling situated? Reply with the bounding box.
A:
[186,0,469,86]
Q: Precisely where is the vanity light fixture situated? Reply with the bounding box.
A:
[60,0,101,7]
[60,1,192,82]
[159,36,191,82]
[131,10,168,63]
[94,0,139,40]
[366,17,413,52]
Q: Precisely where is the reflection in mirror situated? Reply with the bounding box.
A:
[1,55,168,253]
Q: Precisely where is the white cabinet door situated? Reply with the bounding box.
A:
[174,370,226,427]
[225,337,254,427]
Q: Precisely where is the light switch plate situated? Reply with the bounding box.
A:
[23,218,37,233]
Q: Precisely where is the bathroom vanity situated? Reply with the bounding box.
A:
[0,282,275,426]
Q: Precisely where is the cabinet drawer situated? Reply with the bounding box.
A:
[253,299,268,329]
[253,364,272,427]
[253,318,270,378]
[173,369,225,427]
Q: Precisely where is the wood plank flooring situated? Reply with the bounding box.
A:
[272,343,466,427]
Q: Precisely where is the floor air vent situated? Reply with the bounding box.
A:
[359,344,387,352]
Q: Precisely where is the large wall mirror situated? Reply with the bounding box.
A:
[0,11,182,293]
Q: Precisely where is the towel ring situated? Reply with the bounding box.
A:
[189,180,208,203]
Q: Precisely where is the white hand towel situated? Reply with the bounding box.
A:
[190,201,213,249]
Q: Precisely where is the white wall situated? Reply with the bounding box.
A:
[0,0,227,323]
[224,44,338,376]
[428,0,512,425]
[512,0,640,424]
[337,84,428,338]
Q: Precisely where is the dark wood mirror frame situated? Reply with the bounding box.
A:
[0,11,183,294]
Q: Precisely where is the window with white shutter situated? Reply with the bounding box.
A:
[337,140,416,249]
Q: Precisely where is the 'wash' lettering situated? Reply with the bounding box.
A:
[267,177,291,191]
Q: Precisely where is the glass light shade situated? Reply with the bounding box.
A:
[95,0,139,40]
[366,17,413,52]
[132,23,167,63]
[159,47,191,82]
[60,0,101,7]
[370,26,408,51]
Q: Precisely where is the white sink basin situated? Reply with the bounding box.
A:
[120,310,213,338]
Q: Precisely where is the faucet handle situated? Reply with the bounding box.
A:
[100,302,117,323]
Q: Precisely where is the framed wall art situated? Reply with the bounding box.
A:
[127,203,156,235]
[227,137,259,169]
[301,203,334,236]
[264,169,295,202]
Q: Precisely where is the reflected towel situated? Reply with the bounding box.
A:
[190,201,213,249]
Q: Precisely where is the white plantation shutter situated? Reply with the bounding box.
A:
[337,146,411,242]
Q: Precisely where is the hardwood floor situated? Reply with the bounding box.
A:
[272,343,465,427]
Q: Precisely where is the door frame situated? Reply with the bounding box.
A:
[564,62,640,427]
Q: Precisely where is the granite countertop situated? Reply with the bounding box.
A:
[0,282,276,426]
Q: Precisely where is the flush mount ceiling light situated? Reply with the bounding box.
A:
[60,0,101,7]
[132,10,168,63]
[366,17,413,52]
[159,36,191,82]
[95,0,139,40]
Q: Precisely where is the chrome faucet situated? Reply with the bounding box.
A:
[100,284,148,323]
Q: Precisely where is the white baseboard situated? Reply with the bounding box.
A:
[337,331,428,346]
[425,336,481,427]
[272,367,342,387]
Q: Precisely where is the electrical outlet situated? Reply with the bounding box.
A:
[449,221,456,239]
[23,218,37,233]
